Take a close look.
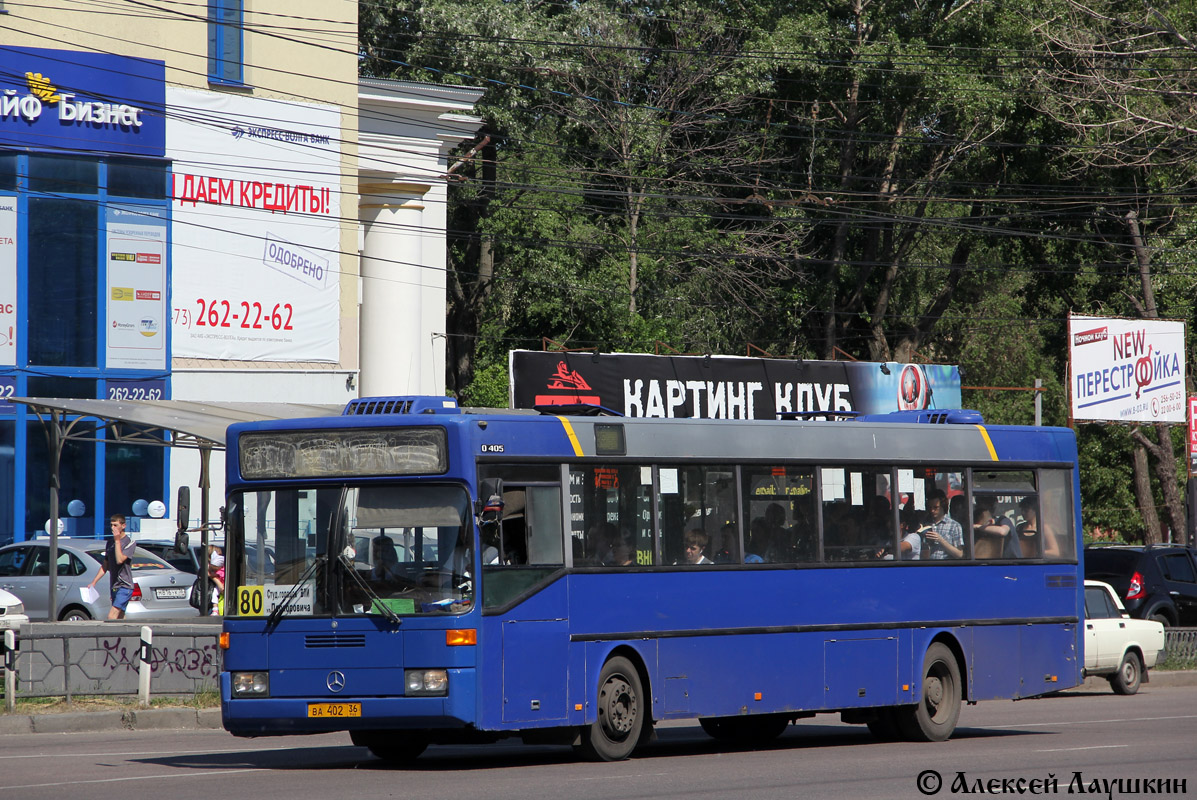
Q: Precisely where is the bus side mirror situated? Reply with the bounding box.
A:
[174,486,190,553]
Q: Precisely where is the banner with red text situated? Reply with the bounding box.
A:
[167,89,341,361]
[0,200,15,366]
[1068,315,1186,423]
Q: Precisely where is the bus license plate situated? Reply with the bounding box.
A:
[308,702,361,718]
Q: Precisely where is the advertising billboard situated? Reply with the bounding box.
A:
[1069,315,1186,423]
[510,351,963,419]
[167,89,341,362]
[105,204,167,370]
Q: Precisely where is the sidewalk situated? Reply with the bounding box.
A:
[2,672,1194,736]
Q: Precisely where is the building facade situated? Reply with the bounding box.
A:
[0,3,482,545]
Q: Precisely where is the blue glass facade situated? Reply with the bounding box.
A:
[0,47,169,544]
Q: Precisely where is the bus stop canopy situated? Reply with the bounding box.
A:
[11,396,344,619]
[12,396,343,450]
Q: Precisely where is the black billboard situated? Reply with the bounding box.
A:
[509,351,963,420]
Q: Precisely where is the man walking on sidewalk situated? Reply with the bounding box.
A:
[86,514,137,620]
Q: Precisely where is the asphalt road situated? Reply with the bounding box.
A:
[2,686,1195,799]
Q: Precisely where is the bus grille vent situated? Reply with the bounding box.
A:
[344,399,413,416]
[305,634,367,649]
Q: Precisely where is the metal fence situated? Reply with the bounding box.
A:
[2,621,221,701]
[1163,627,1197,666]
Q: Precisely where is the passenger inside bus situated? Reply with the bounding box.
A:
[973,497,1019,559]
[677,530,713,565]
[369,536,402,582]
[1016,496,1060,558]
[923,490,965,559]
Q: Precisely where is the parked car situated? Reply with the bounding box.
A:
[0,587,29,630]
[1084,545,1197,626]
[137,539,275,576]
[1083,579,1165,695]
[0,538,198,621]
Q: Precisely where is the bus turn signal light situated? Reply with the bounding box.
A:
[219,632,230,650]
[446,629,476,646]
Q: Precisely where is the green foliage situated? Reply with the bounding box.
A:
[361,0,1196,542]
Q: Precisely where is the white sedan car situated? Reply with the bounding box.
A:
[0,587,29,630]
[1084,579,1165,694]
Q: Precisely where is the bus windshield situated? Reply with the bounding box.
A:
[230,484,474,618]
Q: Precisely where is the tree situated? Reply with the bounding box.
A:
[1032,0,1197,543]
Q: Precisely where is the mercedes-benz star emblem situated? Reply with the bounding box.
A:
[326,671,346,693]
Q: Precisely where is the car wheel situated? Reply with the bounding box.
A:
[350,730,428,764]
[1110,652,1142,695]
[896,642,962,742]
[60,606,91,622]
[1149,613,1170,627]
[577,656,644,762]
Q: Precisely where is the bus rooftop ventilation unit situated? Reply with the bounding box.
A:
[852,409,985,425]
[343,396,460,416]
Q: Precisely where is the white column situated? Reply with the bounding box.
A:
[359,181,430,397]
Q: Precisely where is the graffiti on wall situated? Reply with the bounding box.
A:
[100,637,220,678]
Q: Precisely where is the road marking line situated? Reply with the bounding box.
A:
[1,768,268,791]
[988,713,1197,729]
[1039,745,1129,753]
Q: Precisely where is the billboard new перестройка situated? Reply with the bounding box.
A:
[1068,314,1186,424]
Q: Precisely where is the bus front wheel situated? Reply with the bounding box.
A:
[578,656,644,762]
[897,643,961,742]
[350,730,428,764]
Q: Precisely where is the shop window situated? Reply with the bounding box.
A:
[25,421,95,539]
[105,440,165,523]
[26,377,96,399]
[209,0,245,85]
[28,155,98,194]
[0,421,13,545]
[27,198,98,367]
[108,159,169,200]
[0,153,15,192]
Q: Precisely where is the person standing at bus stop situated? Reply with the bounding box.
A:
[86,514,137,620]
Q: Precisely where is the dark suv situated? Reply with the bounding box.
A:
[1084,545,1197,626]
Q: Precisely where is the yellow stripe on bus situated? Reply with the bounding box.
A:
[557,416,583,457]
[975,425,999,461]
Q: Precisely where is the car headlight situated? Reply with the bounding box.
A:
[405,669,448,696]
[231,671,270,697]
[4,600,23,616]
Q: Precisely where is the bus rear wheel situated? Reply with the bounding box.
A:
[578,656,644,762]
[897,643,961,742]
[350,730,429,764]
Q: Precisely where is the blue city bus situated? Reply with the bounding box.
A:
[218,396,1083,762]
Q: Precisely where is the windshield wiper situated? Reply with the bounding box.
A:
[337,550,402,625]
[266,555,325,627]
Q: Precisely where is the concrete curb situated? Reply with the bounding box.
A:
[1,706,222,735]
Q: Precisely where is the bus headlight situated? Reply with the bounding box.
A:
[405,669,448,696]
[231,671,270,697]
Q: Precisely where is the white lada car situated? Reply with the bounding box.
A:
[1084,579,1166,695]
